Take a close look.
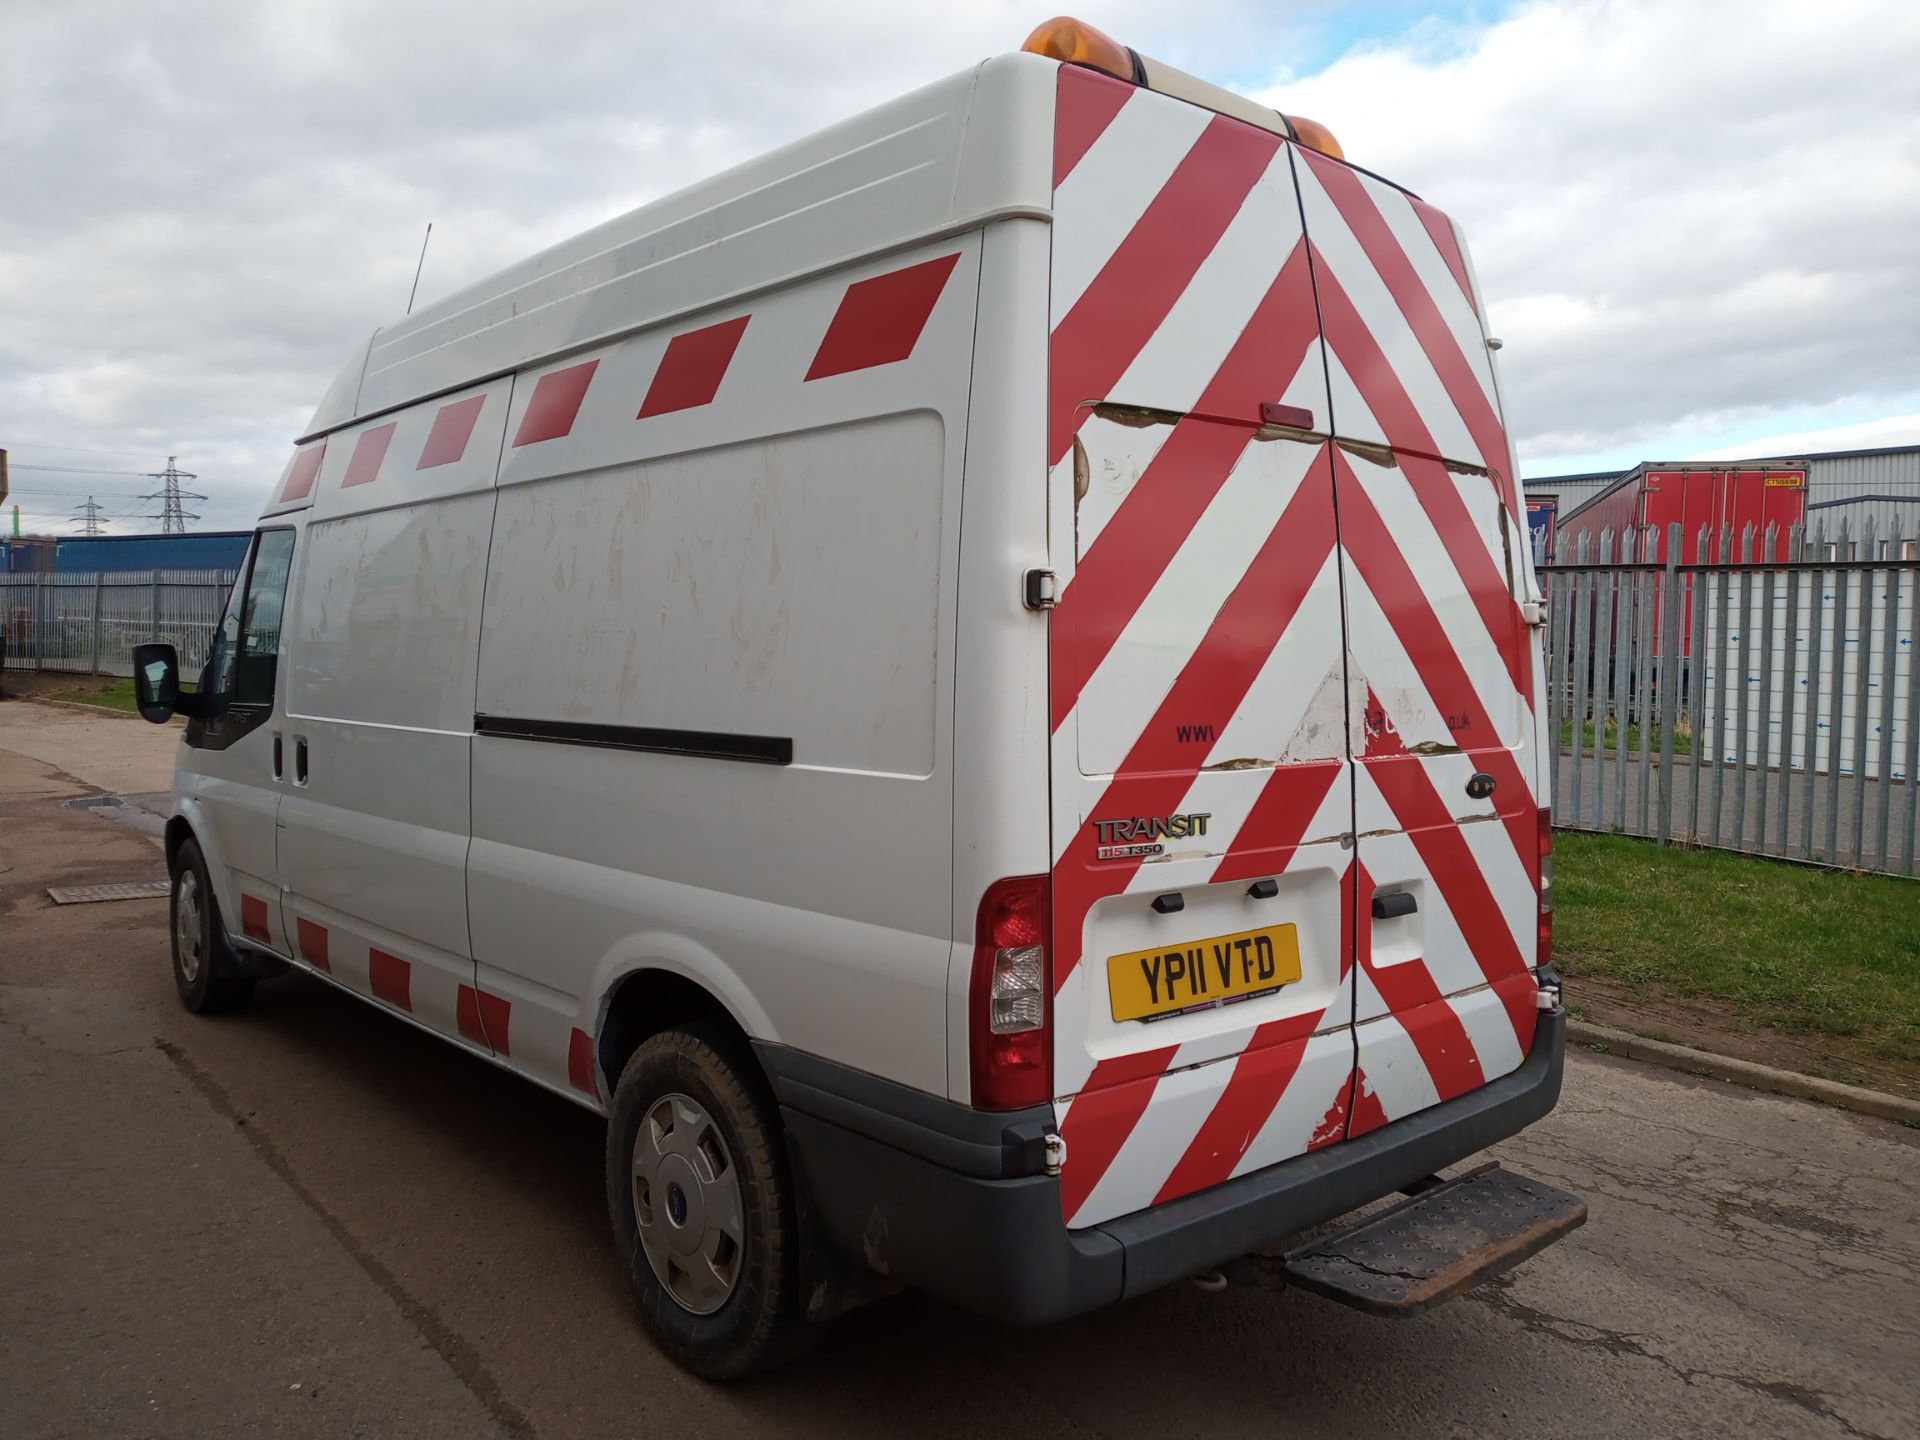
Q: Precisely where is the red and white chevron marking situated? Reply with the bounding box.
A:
[1044,64,1542,1228]
[271,244,965,506]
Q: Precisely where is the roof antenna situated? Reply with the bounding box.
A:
[406,222,433,315]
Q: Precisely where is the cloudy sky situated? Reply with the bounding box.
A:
[4,0,1918,534]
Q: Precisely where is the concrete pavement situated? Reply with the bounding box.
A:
[3,715,1916,1439]
[0,698,179,797]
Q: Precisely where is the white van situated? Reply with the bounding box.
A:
[135,18,1582,1378]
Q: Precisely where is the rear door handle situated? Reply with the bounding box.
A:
[294,737,309,786]
[1372,890,1417,920]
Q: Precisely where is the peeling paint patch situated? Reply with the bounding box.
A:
[1274,664,1350,764]
[1253,421,1328,445]
[1336,437,1396,468]
[1092,401,1184,429]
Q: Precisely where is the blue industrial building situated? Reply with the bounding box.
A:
[1,530,251,574]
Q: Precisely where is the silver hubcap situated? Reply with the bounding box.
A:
[174,870,205,984]
[632,1092,744,1316]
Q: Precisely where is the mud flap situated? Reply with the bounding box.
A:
[1280,1164,1586,1316]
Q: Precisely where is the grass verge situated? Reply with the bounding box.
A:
[1557,719,1694,756]
[1556,832,1920,1064]
[45,678,141,711]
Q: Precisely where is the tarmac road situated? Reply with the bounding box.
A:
[2,704,1916,1440]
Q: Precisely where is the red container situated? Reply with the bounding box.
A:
[1552,464,1807,661]
[1555,465,1806,562]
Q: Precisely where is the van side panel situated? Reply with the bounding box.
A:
[344,54,1055,434]
[278,378,511,1048]
[467,236,980,1102]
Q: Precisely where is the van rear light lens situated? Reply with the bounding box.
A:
[990,945,1045,1033]
[1537,807,1553,970]
[970,875,1051,1110]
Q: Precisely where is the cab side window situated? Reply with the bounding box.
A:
[206,569,247,701]
[230,529,296,707]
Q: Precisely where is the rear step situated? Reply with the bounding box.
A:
[1280,1164,1586,1316]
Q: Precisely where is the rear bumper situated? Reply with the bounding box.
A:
[760,1006,1568,1326]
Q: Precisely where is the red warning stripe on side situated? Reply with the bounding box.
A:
[240,894,271,943]
[568,1027,600,1100]
[418,394,486,469]
[477,990,510,1055]
[279,445,325,503]
[458,986,512,1053]
[341,422,398,489]
[295,917,330,973]
[512,360,599,447]
[805,253,960,381]
[638,315,750,418]
[457,985,485,1046]
[369,949,412,1012]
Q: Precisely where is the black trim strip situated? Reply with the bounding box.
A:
[756,1041,1054,1179]
[473,713,792,766]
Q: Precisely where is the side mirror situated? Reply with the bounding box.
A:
[131,642,181,723]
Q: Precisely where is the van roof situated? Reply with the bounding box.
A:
[303,53,1059,441]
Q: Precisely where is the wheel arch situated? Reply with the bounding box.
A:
[164,814,195,872]
[594,966,767,1099]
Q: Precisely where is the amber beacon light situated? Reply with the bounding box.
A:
[1022,15,1345,160]
[1022,15,1140,82]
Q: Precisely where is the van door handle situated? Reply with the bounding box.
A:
[1371,890,1417,920]
[294,737,309,786]
[272,733,284,781]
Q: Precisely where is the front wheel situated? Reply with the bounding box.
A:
[169,838,254,1014]
[605,1026,809,1379]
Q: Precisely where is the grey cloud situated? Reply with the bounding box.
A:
[12,0,1899,534]
[10,0,1297,530]
[1266,0,1920,466]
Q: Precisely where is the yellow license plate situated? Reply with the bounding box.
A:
[1107,922,1302,1023]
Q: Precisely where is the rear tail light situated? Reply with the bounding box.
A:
[970,875,1051,1110]
[1537,806,1553,971]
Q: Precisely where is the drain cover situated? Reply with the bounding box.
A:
[47,880,170,905]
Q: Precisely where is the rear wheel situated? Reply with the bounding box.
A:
[169,838,254,1014]
[606,1025,808,1379]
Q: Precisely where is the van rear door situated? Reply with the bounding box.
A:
[1292,147,1543,1133]
[1042,69,1356,1230]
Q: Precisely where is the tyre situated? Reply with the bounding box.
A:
[168,838,255,1014]
[606,1025,808,1379]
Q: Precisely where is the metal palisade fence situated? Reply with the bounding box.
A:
[0,569,238,680]
[1543,521,1919,877]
